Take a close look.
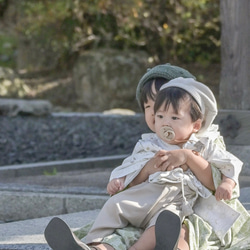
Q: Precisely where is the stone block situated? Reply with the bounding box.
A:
[0,192,64,222]
[0,98,52,116]
[0,191,108,222]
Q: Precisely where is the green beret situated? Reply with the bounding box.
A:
[136,63,196,103]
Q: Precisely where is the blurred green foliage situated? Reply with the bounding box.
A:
[1,0,220,68]
[0,35,17,68]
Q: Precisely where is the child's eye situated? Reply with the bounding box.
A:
[172,116,179,120]
[156,115,163,119]
[144,105,150,109]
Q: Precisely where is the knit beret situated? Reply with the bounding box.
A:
[136,63,195,103]
[160,77,218,135]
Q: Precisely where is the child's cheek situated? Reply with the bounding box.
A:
[147,120,155,132]
[150,119,156,132]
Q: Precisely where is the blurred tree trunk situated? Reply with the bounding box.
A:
[220,0,250,109]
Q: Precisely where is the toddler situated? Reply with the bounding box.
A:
[44,77,242,250]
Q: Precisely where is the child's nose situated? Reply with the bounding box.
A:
[162,117,171,126]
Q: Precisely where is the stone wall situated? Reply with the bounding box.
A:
[0,113,150,166]
[1,111,249,176]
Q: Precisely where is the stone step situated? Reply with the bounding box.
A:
[1,195,250,250]
[0,210,99,250]
[1,186,249,223]
[0,156,249,249]
[0,159,250,222]
[0,191,108,223]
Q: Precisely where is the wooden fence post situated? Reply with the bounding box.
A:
[219,0,250,179]
[220,0,250,110]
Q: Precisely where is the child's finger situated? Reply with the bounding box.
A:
[115,179,124,190]
[154,155,169,168]
[115,179,121,188]
[215,191,222,201]
[154,150,167,157]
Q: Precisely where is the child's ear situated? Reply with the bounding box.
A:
[193,119,202,132]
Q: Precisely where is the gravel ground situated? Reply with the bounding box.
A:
[0,113,150,166]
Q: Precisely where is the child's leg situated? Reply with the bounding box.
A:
[85,182,163,244]
[88,243,115,250]
[127,221,189,250]
[44,217,115,250]
[44,217,91,250]
[128,210,182,250]
[129,226,155,250]
[177,224,189,250]
[155,210,182,250]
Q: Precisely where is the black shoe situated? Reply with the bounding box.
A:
[155,210,181,250]
[44,217,91,250]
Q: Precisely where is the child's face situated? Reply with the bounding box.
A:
[144,98,156,132]
[143,82,157,132]
[154,98,201,145]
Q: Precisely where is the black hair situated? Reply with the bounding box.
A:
[154,87,203,122]
[140,77,169,112]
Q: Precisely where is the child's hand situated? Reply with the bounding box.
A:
[180,163,189,171]
[107,177,125,195]
[155,149,188,171]
[144,150,170,175]
[215,177,235,201]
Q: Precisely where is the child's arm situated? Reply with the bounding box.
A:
[129,149,215,191]
[203,138,242,200]
[129,153,161,187]
[163,149,215,191]
[215,174,236,200]
[107,176,125,195]
[128,150,169,187]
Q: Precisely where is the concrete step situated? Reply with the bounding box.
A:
[0,193,250,250]
[0,157,250,222]
[0,156,249,249]
[0,210,99,250]
[0,157,116,222]
[0,191,108,223]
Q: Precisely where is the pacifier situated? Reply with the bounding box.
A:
[159,126,175,142]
